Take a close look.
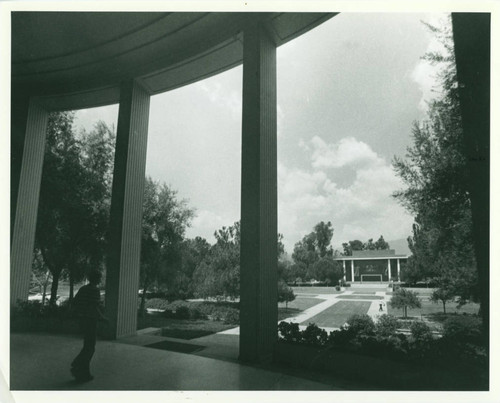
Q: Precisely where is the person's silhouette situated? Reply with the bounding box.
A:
[70,270,107,382]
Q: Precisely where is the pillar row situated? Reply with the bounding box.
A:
[239,22,278,364]
[105,80,150,339]
[11,99,49,305]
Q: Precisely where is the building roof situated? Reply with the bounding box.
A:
[12,12,337,111]
[334,249,408,260]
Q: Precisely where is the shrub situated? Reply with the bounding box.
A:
[442,315,482,345]
[278,321,302,343]
[144,298,170,310]
[301,323,328,346]
[410,321,433,343]
[335,285,341,291]
[175,305,190,319]
[345,314,375,336]
[375,314,400,338]
[222,308,239,324]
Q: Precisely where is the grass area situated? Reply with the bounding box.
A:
[137,314,235,337]
[302,301,371,328]
[386,297,480,319]
[278,297,325,321]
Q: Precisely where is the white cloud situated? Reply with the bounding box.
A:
[410,13,451,111]
[187,209,238,244]
[306,136,383,169]
[195,75,242,121]
[278,137,413,252]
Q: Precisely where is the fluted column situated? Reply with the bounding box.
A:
[105,80,150,339]
[239,22,278,364]
[342,260,346,281]
[397,258,401,282]
[10,99,49,305]
[351,260,355,283]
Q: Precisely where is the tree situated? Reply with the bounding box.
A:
[430,287,455,314]
[374,235,390,250]
[277,280,295,309]
[292,221,334,279]
[34,115,116,305]
[139,177,194,314]
[342,237,390,256]
[392,17,478,305]
[390,288,421,318]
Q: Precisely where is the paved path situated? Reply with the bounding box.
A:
[220,288,392,335]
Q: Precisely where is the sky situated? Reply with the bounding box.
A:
[73,12,448,255]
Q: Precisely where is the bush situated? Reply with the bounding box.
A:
[145,298,171,310]
[410,321,433,343]
[345,314,375,336]
[175,305,190,319]
[442,315,483,345]
[301,323,328,346]
[375,314,400,338]
[335,285,341,291]
[278,321,302,343]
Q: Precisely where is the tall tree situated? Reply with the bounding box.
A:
[139,177,194,313]
[392,17,478,304]
[292,221,336,281]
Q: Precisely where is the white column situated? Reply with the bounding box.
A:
[397,258,401,282]
[239,22,278,364]
[342,260,346,281]
[11,99,49,305]
[105,79,150,339]
[351,260,355,283]
[387,259,391,282]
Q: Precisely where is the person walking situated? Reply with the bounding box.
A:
[71,270,107,382]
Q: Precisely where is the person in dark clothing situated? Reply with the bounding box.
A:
[71,270,107,382]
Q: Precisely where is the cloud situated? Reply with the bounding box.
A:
[187,209,238,244]
[278,137,413,252]
[195,74,242,121]
[305,136,383,170]
[410,13,451,111]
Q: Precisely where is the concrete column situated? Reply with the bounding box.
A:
[342,260,346,281]
[105,80,150,339]
[239,22,278,364]
[397,258,401,282]
[387,259,391,282]
[10,99,49,305]
[351,260,355,283]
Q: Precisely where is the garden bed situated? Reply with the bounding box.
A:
[274,342,487,390]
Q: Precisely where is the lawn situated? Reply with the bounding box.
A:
[301,300,371,328]
[387,297,480,319]
[278,297,325,320]
[137,315,235,338]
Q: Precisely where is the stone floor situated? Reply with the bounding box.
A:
[10,332,344,391]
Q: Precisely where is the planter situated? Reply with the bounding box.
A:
[274,342,486,390]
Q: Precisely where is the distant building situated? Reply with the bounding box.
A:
[334,249,408,283]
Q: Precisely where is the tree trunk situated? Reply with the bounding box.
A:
[49,269,61,305]
[139,283,148,318]
[69,270,74,301]
[42,270,51,305]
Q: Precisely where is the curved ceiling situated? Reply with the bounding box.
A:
[11,12,337,110]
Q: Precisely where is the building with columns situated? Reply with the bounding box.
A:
[10,11,490,365]
[334,250,407,283]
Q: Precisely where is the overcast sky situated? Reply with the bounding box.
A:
[73,12,448,254]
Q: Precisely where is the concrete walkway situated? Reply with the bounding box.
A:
[10,332,340,391]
